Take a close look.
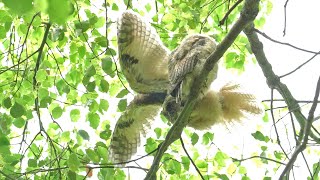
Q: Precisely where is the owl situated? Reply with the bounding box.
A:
[117,10,170,94]
[168,34,219,104]
[109,10,262,165]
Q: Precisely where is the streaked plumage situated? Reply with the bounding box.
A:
[117,10,169,93]
[109,93,166,164]
[168,34,218,103]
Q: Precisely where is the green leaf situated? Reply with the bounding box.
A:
[101,58,114,76]
[99,125,111,140]
[28,159,37,167]
[165,159,181,174]
[36,69,47,82]
[70,109,80,122]
[13,118,25,128]
[68,153,80,172]
[154,128,162,139]
[202,132,214,145]
[99,99,109,112]
[87,113,100,129]
[52,106,63,119]
[94,17,105,28]
[112,3,119,11]
[10,102,26,118]
[86,149,100,163]
[238,166,247,174]
[274,151,283,160]
[145,138,158,154]
[86,65,96,77]
[117,99,127,112]
[251,131,269,142]
[94,37,107,47]
[214,173,229,180]
[61,131,71,142]
[195,160,208,169]
[0,136,10,146]
[89,100,99,112]
[191,133,199,145]
[47,0,73,24]
[105,48,116,56]
[78,130,90,140]
[145,3,152,12]
[0,26,6,39]
[181,156,190,170]
[68,170,77,180]
[3,0,33,15]
[116,89,129,98]
[86,81,96,92]
[3,97,12,109]
[214,151,228,167]
[100,79,109,93]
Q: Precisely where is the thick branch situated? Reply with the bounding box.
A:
[144,0,260,179]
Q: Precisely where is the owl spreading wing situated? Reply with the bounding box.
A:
[117,10,170,94]
[109,93,166,164]
[110,11,262,164]
[168,34,218,103]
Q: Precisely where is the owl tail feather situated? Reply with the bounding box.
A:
[188,83,262,130]
[218,83,263,122]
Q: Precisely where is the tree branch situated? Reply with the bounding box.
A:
[244,23,320,143]
[279,75,320,178]
[144,0,260,179]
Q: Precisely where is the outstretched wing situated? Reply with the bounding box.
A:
[168,34,218,103]
[117,10,170,93]
[109,93,166,164]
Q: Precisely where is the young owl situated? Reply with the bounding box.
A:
[109,10,262,165]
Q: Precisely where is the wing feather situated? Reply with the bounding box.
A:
[109,93,166,164]
[117,11,169,93]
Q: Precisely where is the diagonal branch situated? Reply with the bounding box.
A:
[144,0,260,179]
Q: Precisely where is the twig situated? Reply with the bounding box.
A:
[232,155,289,166]
[280,50,320,78]
[180,138,204,180]
[270,89,289,159]
[254,29,320,54]
[283,0,290,36]
[219,0,244,26]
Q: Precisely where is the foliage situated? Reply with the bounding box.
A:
[0,0,319,179]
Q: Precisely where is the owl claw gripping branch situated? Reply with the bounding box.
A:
[109,10,263,165]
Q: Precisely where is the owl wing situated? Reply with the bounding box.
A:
[168,34,218,102]
[117,10,170,94]
[109,93,166,164]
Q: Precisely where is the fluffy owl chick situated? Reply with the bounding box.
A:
[117,10,170,94]
[163,83,262,130]
[109,93,166,164]
[168,34,218,104]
